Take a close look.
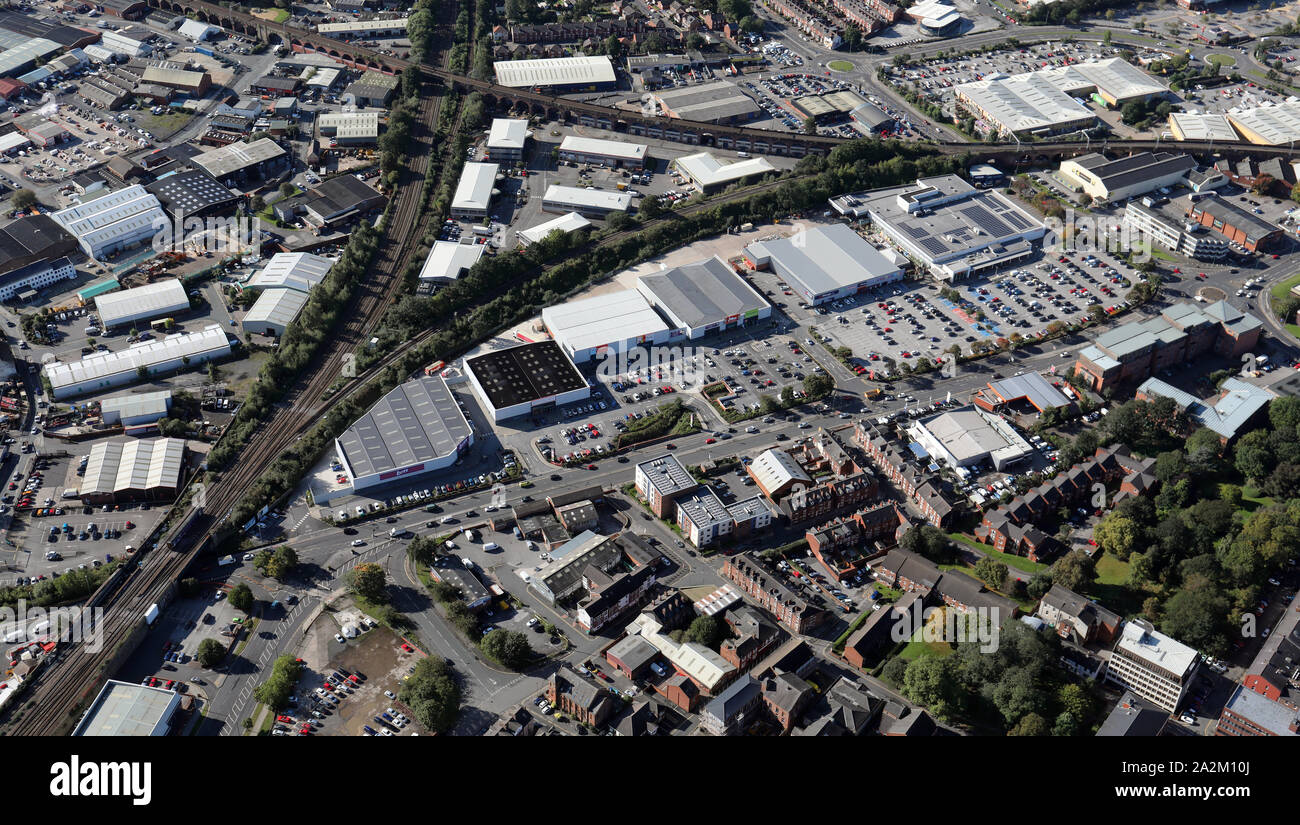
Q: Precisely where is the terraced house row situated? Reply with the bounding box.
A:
[975,444,1158,560]
[852,421,959,528]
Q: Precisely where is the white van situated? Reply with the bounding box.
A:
[483,542,501,552]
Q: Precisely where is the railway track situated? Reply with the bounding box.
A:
[0,31,462,738]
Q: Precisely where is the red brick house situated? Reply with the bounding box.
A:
[656,673,700,713]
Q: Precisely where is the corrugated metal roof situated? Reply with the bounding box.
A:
[94,279,189,329]
[45,325,230,394]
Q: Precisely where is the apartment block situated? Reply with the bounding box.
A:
[1104,620,1198,714]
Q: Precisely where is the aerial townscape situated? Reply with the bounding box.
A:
[0,0,1298,753]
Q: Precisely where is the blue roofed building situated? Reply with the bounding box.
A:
[1136,376,1274,443]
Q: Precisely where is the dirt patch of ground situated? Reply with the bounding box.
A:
[310,620,425,736]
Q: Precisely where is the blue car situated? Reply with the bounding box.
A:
[362,725,377,735]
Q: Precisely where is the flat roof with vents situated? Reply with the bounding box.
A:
[635,453,697,497]
[465,340,588,411]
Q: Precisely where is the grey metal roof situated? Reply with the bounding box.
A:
[636,255,769,330]
[72,680,179,736]
[745,224,900,297]
[1137,376,1273,440]
[987,372,1070,411]
[336,376,472,478]
[1069,151,1195,195]
[1190,195,1281,244]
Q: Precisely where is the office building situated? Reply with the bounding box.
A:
[1105,620,1198,714]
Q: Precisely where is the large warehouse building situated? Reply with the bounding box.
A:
[542,290,672,363]
[636,256,771,339]
[44,324,232,399]
[673,152,775,194]
[493,55,617,93]
[840,174,1045,281]
[541,185,632,219]
[516,212,592,247]
[451,161,499,219]
[94,278,190,330]
[243,288,309,337]
[246,252,333,294]
[79,437,186,504]
[743,223,903,305]
[335,375,474,492]
[465,340,590,422]
[955,75,1095,139]
[417,241,484,286]
[72,679,182,736]
[557,136,647,169]
[651,80,761,124]
[1057,152,1196,203]
[51,184,168,260]
[907,407,1033,471]
[1224,100,1300,145]
[241,252,332,336]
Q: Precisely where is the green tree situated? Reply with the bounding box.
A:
[802,116,818,135]
[398,656,461,733]
[1051,550,1097,592]
[10,189,37,210]
[898,524,956,564]
[683,615,729,650]
[1161,579,1230,656]
[480,629,533,670]
[902,656,960,721]
[1008,712,1049,736]
[802,371,834,399]
[255,545,299,580]
[1058,683,1095,722]
[974,556,1008,590]
[347,562,388,603]
[1094,513,1141,561]
[228,582,254,613]
[196,637,226,667]
[253,654,302,711]
[250,194,266,213]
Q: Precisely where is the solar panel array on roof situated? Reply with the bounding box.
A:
[465,340,588,409]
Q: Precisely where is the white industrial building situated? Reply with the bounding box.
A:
[335,375,474,493]
[44,324,232,400]
[451,161,499,219]
[243,288,309,337]
[673,152,775,194]
[635,256,771,339]
[955,58,1166,138]
[72,680,182,736]
[558,136,647,169]
[464,340,590,422]
[51,185,169,260]
[1224,100,1300,145]
[99,29,153,58]
[318,18,409,37]
[835,174,1045,281]
[515,212,592,247]
[744,223,902,305]
[1168,112,1240,142]
[178,19,220,41]
[94,279,190,330]
[906,406,1034,471]
[492,55,617,91]
[417,241,484,286]
[317,111,380,144]
[0,132,30,154]
[245,252,333,294]
[541,185,632,218]
[99,389,173,427]
[79,437,186,504]
[1058,152,1196,203]
[486,118,529,162]
[541,290,671,363]
[0,256,76,302]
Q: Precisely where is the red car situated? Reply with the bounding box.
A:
[277,715,294,724]
[665,443,676,450]
[705,437,716,444]
[401,643,414,653]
